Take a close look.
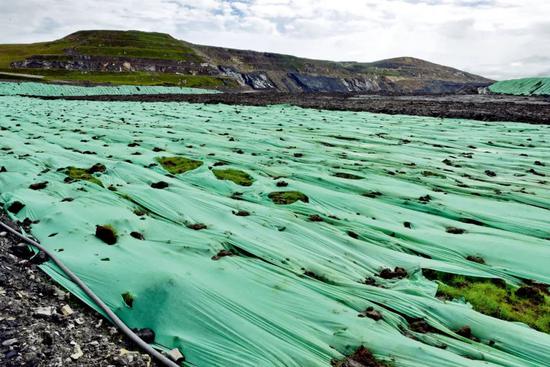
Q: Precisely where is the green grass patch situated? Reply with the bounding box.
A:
[426,271,550,333]
[157,156,203,174]
[1,69,230,87]
[64,166,103,186]
[212,169,254,186]
[268,191,309,205]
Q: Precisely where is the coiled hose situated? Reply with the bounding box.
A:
[0,220,181,367]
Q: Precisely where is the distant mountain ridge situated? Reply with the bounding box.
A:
[0,30,493,93]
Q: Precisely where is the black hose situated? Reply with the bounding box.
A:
[0,220,181,367]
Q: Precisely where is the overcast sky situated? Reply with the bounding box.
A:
[1,0,549,80]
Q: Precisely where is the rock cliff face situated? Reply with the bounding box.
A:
[4,30,493,93]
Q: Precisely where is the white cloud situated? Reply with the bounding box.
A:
[0,0,548,79]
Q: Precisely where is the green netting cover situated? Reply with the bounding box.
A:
[0,81,217,96]
[1,83,549,366]
[489,77,550,96]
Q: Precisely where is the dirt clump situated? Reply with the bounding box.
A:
[233,210,250,217]
[332,346,391,367]
[150,181,169,189]
[379,267,408,279]
[130,231,145,240]
[358,307,383,321]
[309,214,324,222]
[211,249,235,260]
[95,225,117,245]
[187,223,207,230]
[7,201,25,214]
[515,286,545,304]
[29,181,48,190]
[466,255,485,264]
[446,227,466,234]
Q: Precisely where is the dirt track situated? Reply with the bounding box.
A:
[26,92,550,124]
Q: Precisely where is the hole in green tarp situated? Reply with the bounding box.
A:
[212,168,254,186]
[424,270,550,334]
[157,156,203,174]
[268,191,309,205]
[122,292,134,308]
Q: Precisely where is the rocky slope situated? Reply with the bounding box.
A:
[1,30,492,93]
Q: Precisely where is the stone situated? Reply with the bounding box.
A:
[61,305,74,316]
[2,338,18,346]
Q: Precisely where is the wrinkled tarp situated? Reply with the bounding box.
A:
[0,81,217,96]
[489,78,550,96]
[0,83,549,366]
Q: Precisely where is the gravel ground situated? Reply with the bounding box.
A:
[0,213,159,367]
[27,92,550,124]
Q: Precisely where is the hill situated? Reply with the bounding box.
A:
[0,30,492,92]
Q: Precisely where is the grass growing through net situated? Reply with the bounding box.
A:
[428,271,550,333]
[157,156,203,174]
[212,169,254,186]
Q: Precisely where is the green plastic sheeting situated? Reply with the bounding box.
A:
[489,77,550,96]
[0,81,217,96]
[1,84,549,366]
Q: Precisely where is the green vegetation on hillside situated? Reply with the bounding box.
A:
[0,68,231,87]
[66,30,200,61]
[0,30,231,87]
[427,271,550,333]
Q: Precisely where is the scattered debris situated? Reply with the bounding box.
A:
[60,304,74,316]
[70,343,84,360]
[166,348,185,364]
